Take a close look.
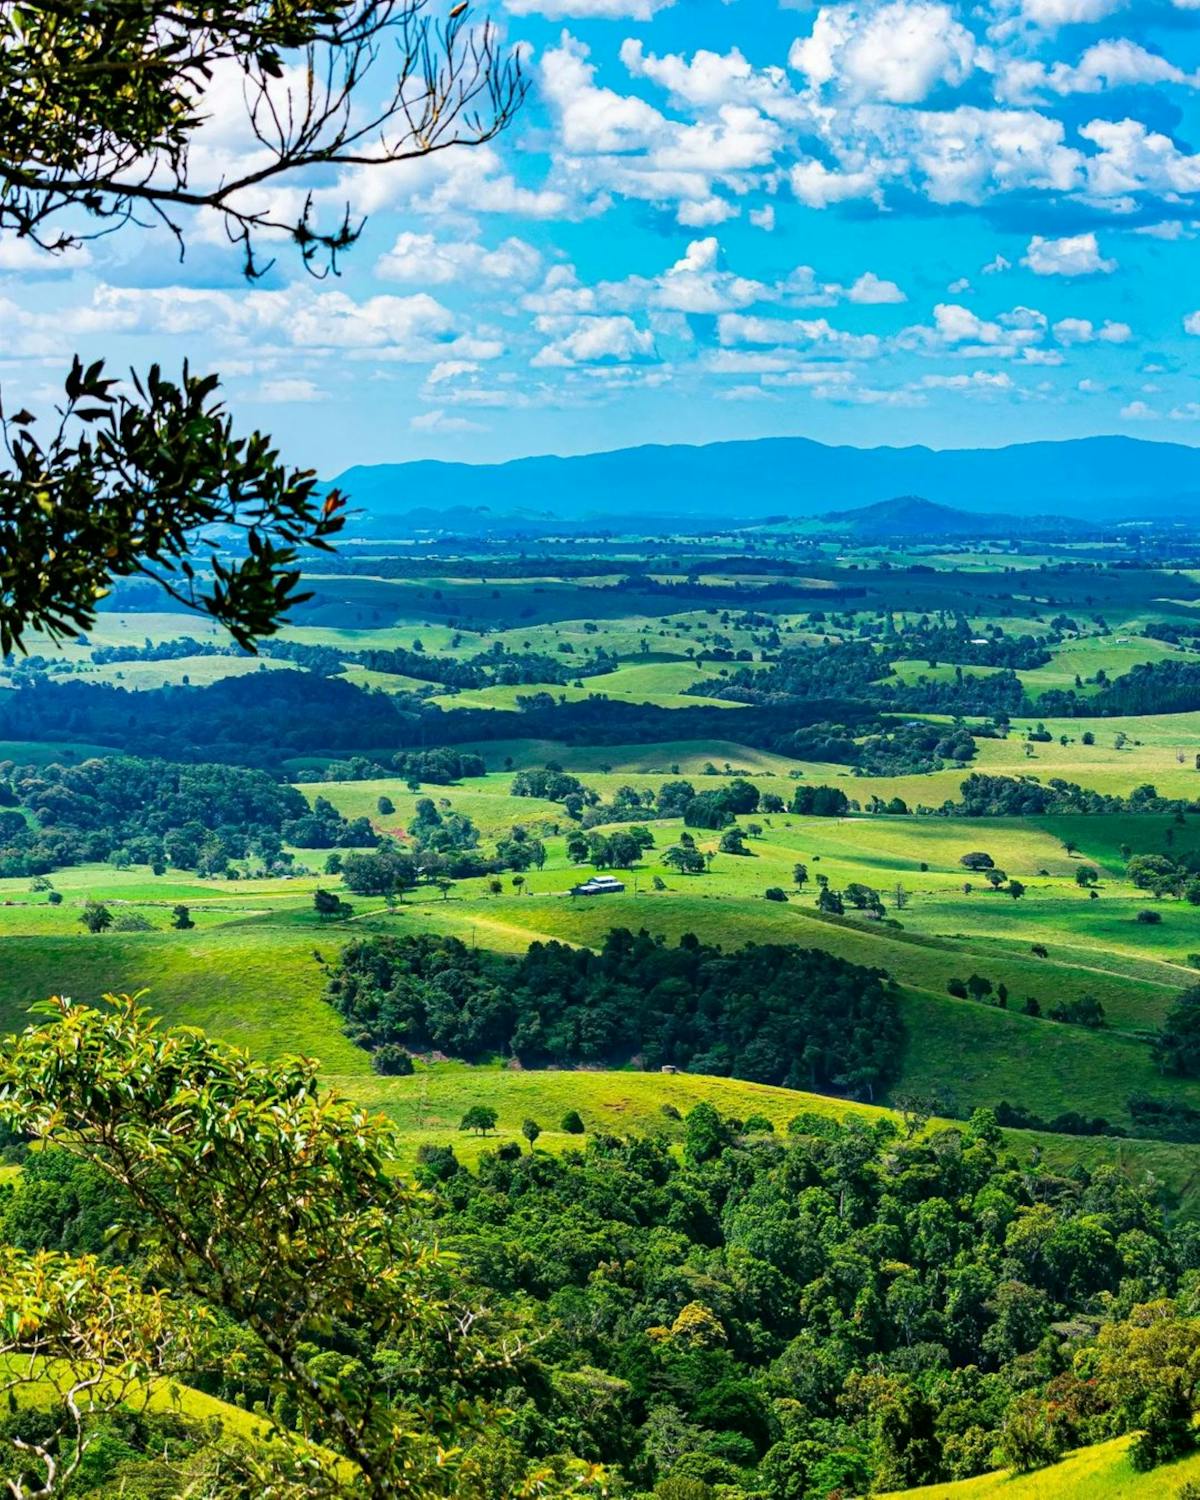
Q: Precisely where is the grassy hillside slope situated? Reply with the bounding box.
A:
[882,1435,1200,1499]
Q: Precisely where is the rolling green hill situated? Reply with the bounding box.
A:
[881,1435,1200,1499]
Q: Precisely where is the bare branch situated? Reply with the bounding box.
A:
[0,0,526,273]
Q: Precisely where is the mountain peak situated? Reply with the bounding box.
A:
[816,494,1093,539]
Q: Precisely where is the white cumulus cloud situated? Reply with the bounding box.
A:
[847,271,906,304]
[1022,233,1116,276]
[1052,317,1131,343]
[999,39,1198,103]
[410,409,488,433]
[532,313,656,366]
[375,233,542,285]
[1019,0,1127,29]
[507,0,672,17]
[789,1,977,104]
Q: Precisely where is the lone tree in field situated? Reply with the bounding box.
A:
[314,887,353,920]
[0,0,525,653]
[78,899,113,933]
[960,852,995,871]
[521,1117,542,1152]
[459,1105,498,1136]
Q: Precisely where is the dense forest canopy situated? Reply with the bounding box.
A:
[412,1103,1200,1496]
[0,755,375,875]
[325,930,903,1097]
[8,1010,1200,1499]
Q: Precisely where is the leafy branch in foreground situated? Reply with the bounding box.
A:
[0,0,527,651]
[0,994,517,1497]
[0,1247,190,1500]
[0,0,525,274]
[0,358,346,653]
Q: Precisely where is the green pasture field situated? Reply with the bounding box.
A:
[396,892,1197,1116]
[85,611,229,646]
[415,720,1200,806]
[279,621,486,653]
[280,610,766,662]
[77,655,292,690]
[812,730,1200,806]
[881,1434,1200,1499]
[8,752,1200,1138]
[0,850,1195,1124]
[452,737,802,774]
[295,776,569,838]
[1018,635,1185,694]
[337,665,435,694]
[890,659,1006,687]
[0,923,367,1071]
[337,1056,1197,1184]
[290,573,749,631]
[13,561,1200,1234]
[20,610,228,662]
[0,740,117,765]
[4,861,1200,1205]
[890,636,1184,697]
[426,659,745,711]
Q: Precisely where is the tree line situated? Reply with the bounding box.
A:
[324,929,903,1097]
[0,755,374,876]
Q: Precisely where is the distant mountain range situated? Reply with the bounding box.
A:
[329,433,1200,534]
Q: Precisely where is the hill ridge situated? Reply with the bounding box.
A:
[330,432,1200,530]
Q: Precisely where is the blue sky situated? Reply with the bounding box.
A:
[3,0,1200,473]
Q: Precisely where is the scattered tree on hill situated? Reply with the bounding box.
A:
[1049,995,1106,1029]
[663,845,706,875]
[314,887,353,920]
[816,886,845,916]
[78,899,112,934]
[845,882,884,915]
[460,1105,499,1137]
[1154,986,1200,1077]
[371,1044,413,1077]
[1128,855,1182,899]
[960,852,995,871]
[521,1118,541,1152]
[171,903,194,930]
[561,1110,585,1135]
[341,845,417,899]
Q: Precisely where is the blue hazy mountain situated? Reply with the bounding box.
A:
[330,433,1200,532]
[807,495,1094,538]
